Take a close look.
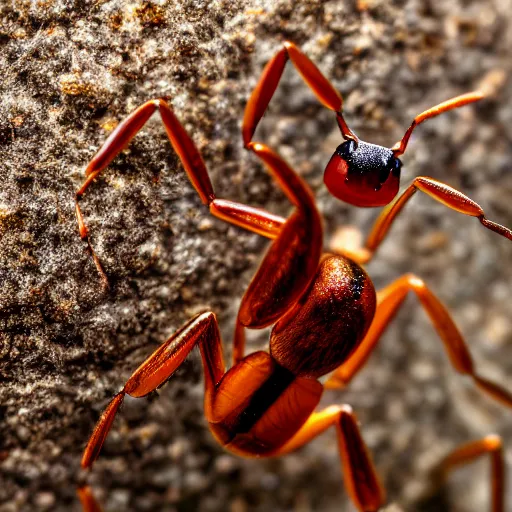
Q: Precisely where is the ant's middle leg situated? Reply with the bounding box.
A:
[76,98,314,285]
[325,273,512,408]
[323,274,510,511]
[75,98,217,285]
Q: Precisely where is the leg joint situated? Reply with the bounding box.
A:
[403,273,426,293]
[484,434,503,452]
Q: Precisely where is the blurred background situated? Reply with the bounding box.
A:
[1,0,511,510]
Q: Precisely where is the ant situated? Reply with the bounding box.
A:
[76,42,512,511]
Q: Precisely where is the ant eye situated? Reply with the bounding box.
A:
[335,140,356,159]
[378,165,390,185]
[378,157,402,187]
[391,158,402,178]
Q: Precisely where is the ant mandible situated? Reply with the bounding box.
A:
[76,42,512,512]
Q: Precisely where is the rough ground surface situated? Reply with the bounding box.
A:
[1,1,511,511]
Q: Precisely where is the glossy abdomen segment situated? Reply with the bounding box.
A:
[208,352,322,456]
[270,254,376,378]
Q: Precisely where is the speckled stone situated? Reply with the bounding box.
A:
[1,1,511,511]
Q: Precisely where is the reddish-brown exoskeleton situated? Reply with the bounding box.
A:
[76,42,512,512]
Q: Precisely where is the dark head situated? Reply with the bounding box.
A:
[324,140,402,207]
[324,91,484,207]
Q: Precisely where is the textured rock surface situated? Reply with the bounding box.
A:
[1,1,511,511]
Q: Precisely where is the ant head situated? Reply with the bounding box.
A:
[324,91,483,207]
[324,140,402,207]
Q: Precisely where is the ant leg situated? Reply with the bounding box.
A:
[76,99,291,284]
[76,99,214,205]
[209,198,284,239]
[77,98,284,284]
[242,41,357,146]
[236,143,323,329]
[226,143,323,364]
[219,142,325,364]
[360,176,512,263]
[392,92,484,157]
[75,98,215,284]
[77,487,102,512]
[325,274,512,408]
[441,435,505,512]
[81,312,225,469]
[271,405,385,512]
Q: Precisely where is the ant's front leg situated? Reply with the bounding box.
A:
[242,41,357,146]
[212,142,326,364]
[81,311,225,469]
[357,176,512,263]
[231,143,323,363]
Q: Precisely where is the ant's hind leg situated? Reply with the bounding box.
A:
[440,435,505,512]
[272,405,385,512]
[81,312,225,469]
